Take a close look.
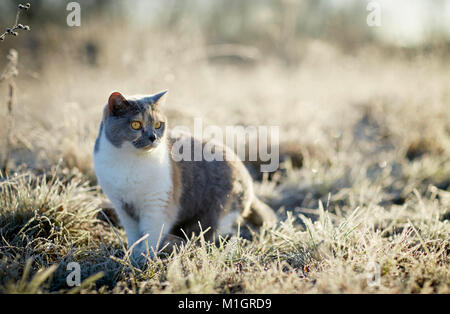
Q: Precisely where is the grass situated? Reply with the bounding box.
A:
[0,166,448,293]
[0,18,449,293]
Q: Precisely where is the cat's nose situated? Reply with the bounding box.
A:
[149,134,156,142]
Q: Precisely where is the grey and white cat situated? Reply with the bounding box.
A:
[93,91,276,258]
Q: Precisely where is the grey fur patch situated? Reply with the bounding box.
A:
[122,201,139,221]
[94,121,104,153]
[167,135,254,240]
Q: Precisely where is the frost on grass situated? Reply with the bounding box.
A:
[0,168,123,292]
[0,166,448,293]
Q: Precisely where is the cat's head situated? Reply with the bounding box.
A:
[102,90,168,152]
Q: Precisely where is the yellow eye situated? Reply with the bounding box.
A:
[154,121,162,129]
[131,121,142,130]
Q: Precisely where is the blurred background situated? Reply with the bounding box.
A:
[0,0,449,201]
[2,0,450,65]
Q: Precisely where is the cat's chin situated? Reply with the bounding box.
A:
[139,142,160,153]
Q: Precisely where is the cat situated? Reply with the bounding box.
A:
[93,90,277,259]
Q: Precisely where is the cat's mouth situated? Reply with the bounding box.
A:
[132,138,160,152]
[141,141,160,152]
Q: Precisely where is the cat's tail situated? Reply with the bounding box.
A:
[245,197,277,227]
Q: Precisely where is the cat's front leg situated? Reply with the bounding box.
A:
[113,206,141,255]
[138,209,172,257]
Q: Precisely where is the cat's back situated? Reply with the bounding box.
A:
[167,130,254,216]
[167,130,252,184]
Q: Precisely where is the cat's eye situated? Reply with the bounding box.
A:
[154,121,162,129]
[131,121,142,130]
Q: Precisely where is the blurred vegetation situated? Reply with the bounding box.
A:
[2,0,450,70]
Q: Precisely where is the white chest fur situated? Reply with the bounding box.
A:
[94,131,173,211]
[94,130,174,252]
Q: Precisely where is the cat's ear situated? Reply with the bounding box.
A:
[108,92,129,116]
[152,90,168,107]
